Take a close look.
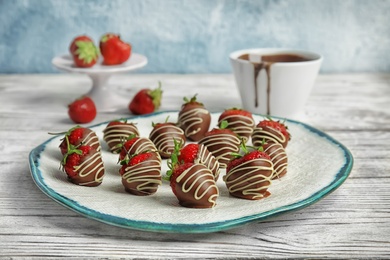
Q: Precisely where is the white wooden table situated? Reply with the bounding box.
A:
[0,73,389,258]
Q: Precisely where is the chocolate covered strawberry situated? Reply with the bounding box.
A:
[262,142,288,179]
[175,141,220,181]
[100,33,131,65]
[178,95,211,141]
[118,135,159,162]
[224,144,274,200]
[129,82,163,115]
[119,151,162,196]
[198,120,240,168]
[103,119,140,153]
[58,126,101,155]
[251,118,291,148]
[218,108,255,143]
[149,118,186,159]
[61,136,104,186]
[70,35,99,68]
[166,155,219,208]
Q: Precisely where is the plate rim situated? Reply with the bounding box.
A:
[29,111,353,233]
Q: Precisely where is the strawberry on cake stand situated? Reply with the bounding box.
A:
[52,53,147,112]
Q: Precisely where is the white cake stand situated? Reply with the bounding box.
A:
[52,54,148,112]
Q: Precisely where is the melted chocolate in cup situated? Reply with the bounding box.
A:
[230,49,322,119]
[238,53,311,114]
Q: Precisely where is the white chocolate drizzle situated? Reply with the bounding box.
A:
[176,164,219,207]
[122,158,162,194]
[224,158,273,200]
[82,131,101,152]
[264,143,288,179]
[178,107,210,138]
[103,124,139,153]
[149,125,185,157]
[73,151,104,186]
[195,144,220,180]
[252,126,287,148]
[218,114,255,142]
[199,133,240,168]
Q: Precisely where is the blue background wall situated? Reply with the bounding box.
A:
[1,0,389,73]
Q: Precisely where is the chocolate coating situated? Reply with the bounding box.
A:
[67,148,105,187]
[252,125,289,148]
[121,152,162,196]
[198,131,240,168]
[224,158,273,200]
[218,114,255,143]
[103,122,139,153]
[126,137,159,157]
[149,123,186,159]
[178,103,211,141]
[195,144,220,181]
[60,128,101,154]
[173,164,219,208]
[263,142,288,179]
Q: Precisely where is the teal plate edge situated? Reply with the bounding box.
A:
[29,111,354,233]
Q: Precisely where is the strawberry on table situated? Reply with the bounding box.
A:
[224,143,274,200]
[129,82,163,115]
[218,108,255,143]
[70,35,99,68]
[165,154,219,208]
[178,94,211,141]
[58,126,101,155]
[68,96,97,124]
[99,33,131,65]
[251,117,291,148]
[198,120,241,168]
[61,136,104,186]
[119,151,162,196]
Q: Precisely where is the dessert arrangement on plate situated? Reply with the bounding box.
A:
[55,93,290,209]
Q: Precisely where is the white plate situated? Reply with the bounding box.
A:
[29,112,353,233]
[52,53,147,74]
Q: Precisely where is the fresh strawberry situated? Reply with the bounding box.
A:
[99,33,131,65]
[252,117,291,148]
[119,151,162,196]
[218,108,255,142]
[69,35,93,54]
[129,82,163,115]
[177,143,199,163]
[176,142,220,180]
[224,143,273,200]
[178,94,211,141]
[61,136,104,186]
[198,120,240,168]
[70,35,99,68]
[68,96,97,124]
[58,126,101,155]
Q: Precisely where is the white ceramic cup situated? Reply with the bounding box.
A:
[230,48,323,120]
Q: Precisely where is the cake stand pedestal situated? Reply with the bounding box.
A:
[52,54,148,112]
